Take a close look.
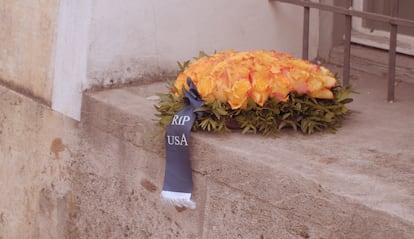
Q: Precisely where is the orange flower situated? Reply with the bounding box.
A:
[227,79,251,109]
[251,70,270,106]
[310,89,334,99]
[196,76,216,103]
[175,50,338,109]
[269,75,291,101]
[174,73,188,94]
[287,69,311,94]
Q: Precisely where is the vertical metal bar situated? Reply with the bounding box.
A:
[302,0,310,60]
[343,0,353,86]
[388,0,399,102]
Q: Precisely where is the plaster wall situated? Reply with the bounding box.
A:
[0,0,320,120]
[51,0,92,121]
[0,0,59,104]
[86,0,320,88]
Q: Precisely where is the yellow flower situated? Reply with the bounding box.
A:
[227,80,251,109]
[251,70,270,106]
[174,73,188,94]
[196,76,216,103]
[213,75,230,103]
[287,69,310,94]
[269,75,291,101]
[322,75,337,88]
[310,89,334,99]
[307,76,323,92]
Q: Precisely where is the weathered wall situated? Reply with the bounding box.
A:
[0,0,59,104]
[86,0,320,88]
[0,85,79,239]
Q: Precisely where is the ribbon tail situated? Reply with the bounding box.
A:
[160,191,196,209]
[161,105,196,209]
[160,78,203,209]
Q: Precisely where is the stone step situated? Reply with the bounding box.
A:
[329,44,414,84]
[79,76,414,238]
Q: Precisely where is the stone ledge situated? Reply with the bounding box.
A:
[81,75,414,238]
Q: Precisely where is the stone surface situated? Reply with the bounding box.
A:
[80,72,414,238]
[0,0,59,104]
[329,44,414,84]
[0,86,78,238]
[1,67,414,238]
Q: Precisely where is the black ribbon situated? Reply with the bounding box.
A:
[161,78,203,207]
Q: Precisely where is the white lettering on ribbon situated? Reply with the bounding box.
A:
[166,133,188,146]
[171,115,191,126]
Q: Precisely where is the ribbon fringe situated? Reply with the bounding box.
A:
[160,191,196,209]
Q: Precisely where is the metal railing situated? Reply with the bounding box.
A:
[269,0,414,102]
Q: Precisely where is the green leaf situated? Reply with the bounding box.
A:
[340,98,353,104]
[278,121,287,130]
[282,113,291,120]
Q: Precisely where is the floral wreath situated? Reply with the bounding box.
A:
[156,50,352,136]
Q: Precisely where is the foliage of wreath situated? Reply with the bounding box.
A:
[155,51,353,136]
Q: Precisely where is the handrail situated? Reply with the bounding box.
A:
[270,0,414,102]
[270,0,414,27]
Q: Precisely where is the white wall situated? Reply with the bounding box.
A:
[52,0,92,121]
[52,0,320,120]
[86,0,319,87]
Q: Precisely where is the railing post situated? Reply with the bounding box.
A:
[302,0,310,60]
[388,0,399,102]
[343,0,353,86]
